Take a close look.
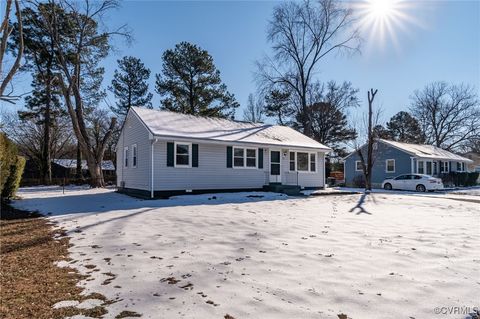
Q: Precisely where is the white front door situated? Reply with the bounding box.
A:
[269,150,281,183]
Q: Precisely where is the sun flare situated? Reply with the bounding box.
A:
[355,0,421,52]
[369,0,396,19]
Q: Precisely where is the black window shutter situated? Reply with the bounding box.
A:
[167,142,174,167]
[258,148,263,169]
[226,146,232,168]
[192,144,199,167]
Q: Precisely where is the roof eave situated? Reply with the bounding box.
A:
[151,133,331,152]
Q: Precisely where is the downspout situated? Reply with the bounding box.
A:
[323,152,327,189]
[151,139,157,199]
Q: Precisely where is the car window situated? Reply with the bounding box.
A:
[413,175,422,180]
[394,175,407,180]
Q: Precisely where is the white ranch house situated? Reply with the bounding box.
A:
[116,107,331,198]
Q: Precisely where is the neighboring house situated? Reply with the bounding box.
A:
[52,159,116,178]
[116,107,331,198]
[462,152,480,182]
[344,139,473,188]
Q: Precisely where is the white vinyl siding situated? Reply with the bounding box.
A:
[154,142,266,190]
[116,111,152,191]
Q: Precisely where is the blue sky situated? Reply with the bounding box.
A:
[10,0,480,123]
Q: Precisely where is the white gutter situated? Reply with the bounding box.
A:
[148,134,331,152]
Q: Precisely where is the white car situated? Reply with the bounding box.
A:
[382,174,444,192]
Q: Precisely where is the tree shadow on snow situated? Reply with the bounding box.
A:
[349,193,372,215]
[12,190,292,218]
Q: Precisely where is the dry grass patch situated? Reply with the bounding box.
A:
[0,204,110,319]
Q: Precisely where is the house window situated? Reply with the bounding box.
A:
[124,147,128,168]
[233,147,257,168]
[386,159,395,173]
[289,152,295,171]
[427,161,433,175]
[175,143,190,167]
[132,144,137,168]
[289,151,316,172]
[440,161,449,173]
[462,162,465,172]
[246,149,257,167]
[296,152,309,171]
[233,148,244,167]
[310,153,316,172]
[355,160,363,172]
[418,161,424,174]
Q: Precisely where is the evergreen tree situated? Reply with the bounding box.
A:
[109,56,153,116]
[155,42,239,118]
[310,102,357,153]
[12,4,65,183]
[386,111,425,143]
[372,125,391,139]
[34,0,127,187]
[306,81,359,154]
[263,89,293,126]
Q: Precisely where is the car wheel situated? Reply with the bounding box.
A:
[383,183,392,190]
[416,184,426,192]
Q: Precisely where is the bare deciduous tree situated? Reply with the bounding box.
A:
[410,82,480,151]
[256,0,360,136]
[0,0,23,103]
[1,109,74,174]
[355,88,378,191]
[243,93,264,123]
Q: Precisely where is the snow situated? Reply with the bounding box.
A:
[12,186,479,319]
[131,106,331,151]
[379,139,473,162]
[53,300,80,309]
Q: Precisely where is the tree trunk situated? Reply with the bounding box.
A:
[42,56,53,184]
[365,89,378,191]
[75,143,82,179]
[85,154,105,188]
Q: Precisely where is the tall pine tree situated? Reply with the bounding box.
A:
[109,56,153,116]
[13,4,65,183]
[155,42,239,118]
[386,111,425,143]
[264,89,293,126]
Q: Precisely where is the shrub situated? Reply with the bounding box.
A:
[0,133,18,196]
[467,172,479,186]
[2,156,26,199]
[440,172,480,187]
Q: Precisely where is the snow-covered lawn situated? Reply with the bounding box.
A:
[13,186,479,319]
